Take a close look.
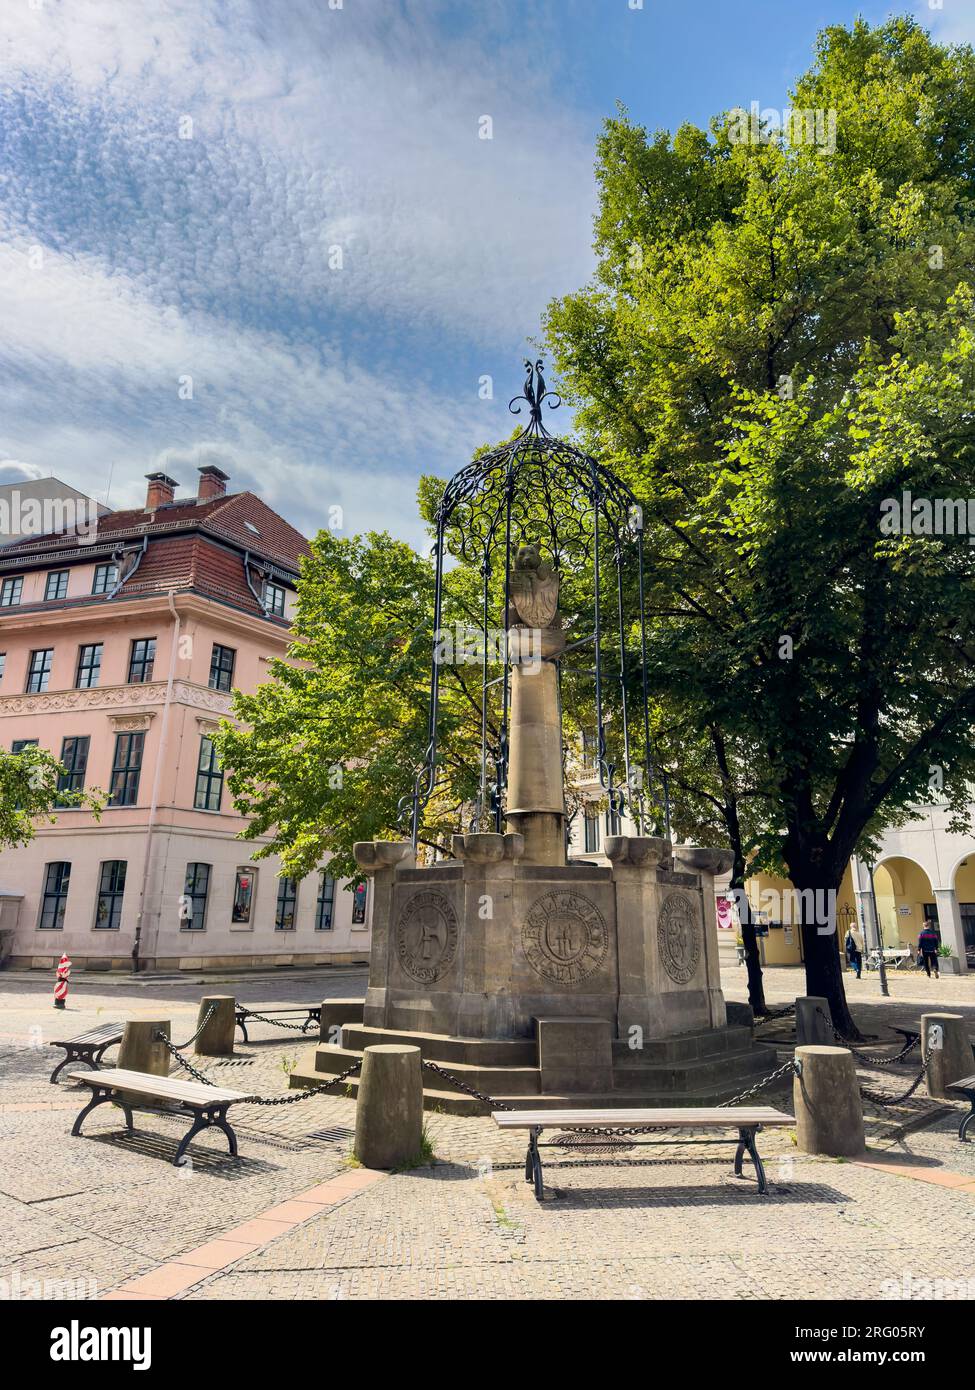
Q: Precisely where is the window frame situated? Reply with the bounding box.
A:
[75,643,103,690]
[264,581,286,618]
[57,735,90,801]
[127,637,156,684]
[25,648,54,694]
[315,871,336,931]
[91,563,119,595]
[583,808,600,854]
[181,863,211,931]
[208,643,236,693]
[39,861,71,930]
[0,576,23,607]
[44,570,69,601]
[351,881,368,925]
[274,876,299,931]
[232,866,257,924]
[94,860,127,930]
[109,731,144,806]
[194,734,224,812]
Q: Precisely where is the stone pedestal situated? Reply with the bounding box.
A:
[794,1045,864,1156]
[319,997,366,1045]
[194,995,236,1057]
[922,1012,975,1099]
[354,1044,423,1169]
[118,1021,171,1087]
[795,996,832,1047]
[537,1016,613,1093]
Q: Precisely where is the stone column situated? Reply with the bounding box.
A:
[795,996,833,1046]
[793,1045,865,1156]
[505,627,566,866]
[922,1012,975,1098]
[354,1044,424,1169]
[933,888,969,974]
[194,995,236,1056]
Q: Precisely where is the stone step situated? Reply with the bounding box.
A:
[611,1048,771,1093]
[313,1044,543,1096]
[340,1023,537,1067]
[611,1025,755,1064]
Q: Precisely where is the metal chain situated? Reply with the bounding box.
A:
[815,1008,920,1066]
[420,1059,515,1112]
[169,1004,216,1052]
[754,1003,796,1024]
[717,1057,802,1107]
[237,1011,312,1034]
[156,1029,362,1104]
[859,1056,930,1109]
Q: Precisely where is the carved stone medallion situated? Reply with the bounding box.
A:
[657,891,702,985]
[522,891,609,985]
[395,891,459,984]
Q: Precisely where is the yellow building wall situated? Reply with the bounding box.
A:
[741,866,857,966]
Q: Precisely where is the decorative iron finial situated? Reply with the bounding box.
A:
[508,358,561,429]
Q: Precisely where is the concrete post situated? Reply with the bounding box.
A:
[354,1044,423,1169]
[194,995,236,1057]
[922,1013,975,1099]
[319,997,366,1045]
[795,996,833,1046]
[793,1045,865,1156]
[118,1020,171,1078]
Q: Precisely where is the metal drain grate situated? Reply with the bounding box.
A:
[551,1131,633,1153]
[304,1126,355,1144]
[212,1058,256,1068]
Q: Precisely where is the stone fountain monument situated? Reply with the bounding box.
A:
[294,364,771,1111]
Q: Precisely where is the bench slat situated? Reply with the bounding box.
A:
[493,1106,792,1128]
[66,1067,248,1105]
[52,1024,124,1047]
[948,1074,975,1091]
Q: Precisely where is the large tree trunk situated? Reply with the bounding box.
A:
[792,870,859,1040]
[730,857,766,1015]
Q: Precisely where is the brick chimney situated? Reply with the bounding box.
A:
[145,472,178,510]
[198,464,229,501]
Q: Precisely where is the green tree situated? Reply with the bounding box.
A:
[0,746,103,849]
[544,16,975,1034]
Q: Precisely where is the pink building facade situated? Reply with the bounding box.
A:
[0,468,371,972]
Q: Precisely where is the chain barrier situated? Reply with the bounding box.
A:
[168,1004,216,1052]
[155,1028,362,1105]
[717,1056,802,1107]
[754,1003,796,1024]
[420,1059,515,1112]
[858,1056,930,1108]
[237,1010,312,1034]
[814,1009,921,1067]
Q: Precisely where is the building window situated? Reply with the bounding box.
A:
[194,735,223,811]
[181,863,211,930]
[91,563,118,595]
[605,805,622,838]
[232,867,257,923]
[12,738,38,753]
[275,876,298,931]
[26,648,53,694]
[315,872,336,930]
[57,736,90,800]
[128,638,156,683]
[39,862,71,929]
[584,808,600,854]
[264,581,286,618]
[0,652,5,684]
[44,570,69,601]
[0,577,23,607]
[582,729,598,772]
[94,860,127,930]
[209,643,236,692]
[109,731,144,806]
[75,643,103,690]
[351,881,368,925]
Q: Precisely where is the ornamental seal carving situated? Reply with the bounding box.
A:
[657,891,702,985]
[522,891,608,985]
[395,890,459,984]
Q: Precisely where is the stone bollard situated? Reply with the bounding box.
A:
[793,1045,865,1156]
[922,1013,975,1099]
[194,995,236,1057]
[118,1020,171,1077]
[318,997,366,1046]
[354,1045,423,1170]
[795,996,833,1046]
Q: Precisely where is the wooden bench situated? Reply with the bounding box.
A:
[234,1005,321,1042]
[493,1106,794,1200]
[947,1073,975,1143]
[50,1023,123,1084]
[67,1068,251,1167]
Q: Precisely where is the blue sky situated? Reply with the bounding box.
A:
[0,0,968,547]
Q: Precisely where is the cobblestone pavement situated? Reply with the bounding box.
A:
[1,964,973,1301]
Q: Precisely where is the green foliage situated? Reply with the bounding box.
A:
[0,746,103,850]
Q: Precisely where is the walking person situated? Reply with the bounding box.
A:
[917,922,941,978]
[845,922,864,979]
